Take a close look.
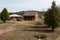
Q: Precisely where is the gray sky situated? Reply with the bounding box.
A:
[0,0,60,12]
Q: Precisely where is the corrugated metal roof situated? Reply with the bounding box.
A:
[9,14,23,17]
[23,12,36,16]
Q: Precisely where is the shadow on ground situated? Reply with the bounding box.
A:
[22,25,52,33]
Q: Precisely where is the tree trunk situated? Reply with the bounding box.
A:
[51,27,54,32]
[4,20,6,23]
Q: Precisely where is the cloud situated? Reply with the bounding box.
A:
[0,0,60,12]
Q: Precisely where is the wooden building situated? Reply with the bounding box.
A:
[9,11,44,21]
[23,11,39,21]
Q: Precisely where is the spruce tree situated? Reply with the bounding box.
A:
[1,8,9,23]
[44,1,59,32]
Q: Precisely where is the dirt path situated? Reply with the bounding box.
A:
[56,36,60,40]
[0,28,15,35]
[55,27,60,40]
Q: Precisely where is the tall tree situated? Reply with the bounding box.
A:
[57,6,60,26]
[0,13,1,19]
[44,1,59,32]
[1,8,9,23]
[44,9,51,27]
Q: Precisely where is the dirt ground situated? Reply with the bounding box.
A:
[0,21,60,40]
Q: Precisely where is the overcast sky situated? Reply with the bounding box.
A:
[0,0,60,12]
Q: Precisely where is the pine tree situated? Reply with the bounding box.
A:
[44,9,51,27]
[44,1,59,32]
[1,8,9,23]
[0,13,1,19]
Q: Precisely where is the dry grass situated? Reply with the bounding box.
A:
[0,21,60,40]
